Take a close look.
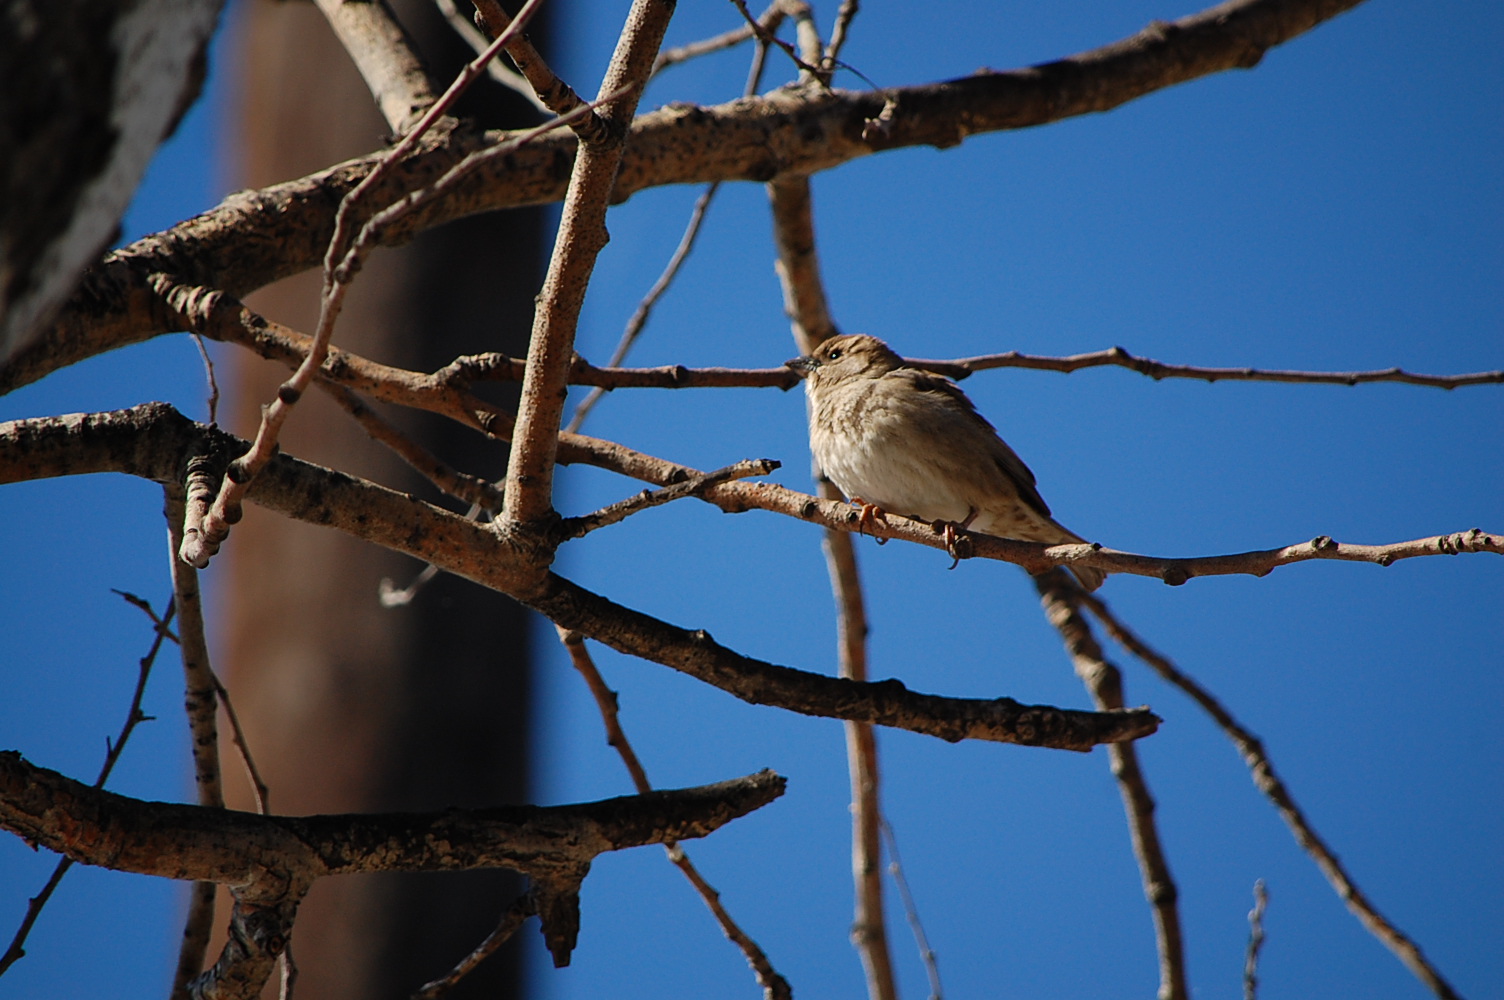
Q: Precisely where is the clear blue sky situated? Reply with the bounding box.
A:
[1,2,1500,999]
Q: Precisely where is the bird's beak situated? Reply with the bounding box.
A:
[785,355,815,375]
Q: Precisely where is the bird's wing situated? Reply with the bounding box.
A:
[893,367,1053,518]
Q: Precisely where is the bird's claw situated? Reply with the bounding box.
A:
[849,498,889,543]
[935,520,973,569]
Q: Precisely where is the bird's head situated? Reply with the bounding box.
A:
[785,334,905,387]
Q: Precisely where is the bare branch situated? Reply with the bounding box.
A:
[570,20,776,434]
[565,182,723,433]
[177,0,553,568]
[824,0,860,71]
[470,0,611,144]
[0,752,783,996]
[319,380,506,511]
[0,405,1159,751]
[502,0,674,530]
[432,0,550,113]
[882,820,944,1000]
[6,0,1376,395]
[910,346,1504,390]
[170,303,1504,400]
[0,594,176,978]
[313,0,437,133]
[769,176,839,346]
[164,488,224,997]
[209,673,270,815]
[652,1,789,76]
[556,459,779,540]
[767,159,891,998]
[559,631,792,1000]
[0,750,783,885]
[410,893,538,1000]
[729,0,822,81]
[1036,571,1187,1000]
[1077,591,1464,1000]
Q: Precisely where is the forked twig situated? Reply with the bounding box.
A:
[469,0,611,143]
[432,0,550,113]
[0,594,176,978]
[1077,590,1462,1000]
[556,459,778,540]
[557,630,792,1000]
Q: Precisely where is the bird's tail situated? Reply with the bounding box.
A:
[1041,522,1105,592]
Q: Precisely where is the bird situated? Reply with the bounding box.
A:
[786,333,1105,591]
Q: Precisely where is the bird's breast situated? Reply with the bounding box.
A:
[806,380,975,524]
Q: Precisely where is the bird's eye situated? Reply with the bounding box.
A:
[827,348,842,360]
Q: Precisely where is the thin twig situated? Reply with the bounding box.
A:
[652,0,793,77]
[911,346,1504,390]
[556,459,778,540]
[182,300,1500,396]
[320,380,506,511]
[1036,571,1187,1000]
[1077,590,1463,1000]
[882,820,943,1000]
[557,630,793,999]
[0,594,176,978]
[432,0,550,113]
[409,893,537,1000]
[208,672,270,815]
[568,22,777,434]
[769,176,838,345]
[729,0,823,80]
[469,0,611,143]
[565,182,723,433]
[188,334,220,425]
[1243,880,1268,1000]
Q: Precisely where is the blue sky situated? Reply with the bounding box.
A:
[1,2,1500,999]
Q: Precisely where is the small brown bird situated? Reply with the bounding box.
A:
[787,334,1105,590]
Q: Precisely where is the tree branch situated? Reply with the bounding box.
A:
[164,488,224,997]
[909,346,1504,390]
[1077,590,1463,1000]
[0,594,176,977]
[767,166,892,999]
[312,0,437,133]
[0,405,1159,750]
[1036,571,1187,1000]
[469,0,611,143]
[4,0,1372,396]
[502,0,673,530]
[0,751,785,994]
[558,631,792,1000]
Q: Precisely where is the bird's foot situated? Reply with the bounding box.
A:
[849,498,889,543]
[933,520,974,569]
